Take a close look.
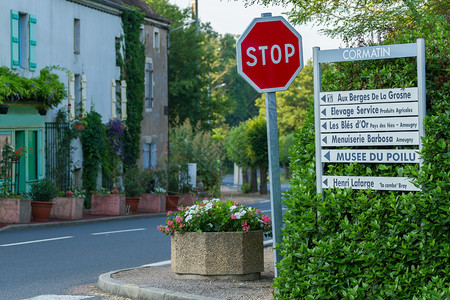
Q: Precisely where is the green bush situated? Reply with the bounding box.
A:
[274,9,449,300]
[29,178,58,202]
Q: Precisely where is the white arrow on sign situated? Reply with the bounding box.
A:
[322,175,420,191]
[320,116,419,133]
[320,102,418,119]
[319,87,418,106]
[322,149,420,163]
[321,131,419,147]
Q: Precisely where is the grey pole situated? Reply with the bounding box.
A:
[265,91,283,277]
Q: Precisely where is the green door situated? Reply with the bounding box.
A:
[15,131,26,193]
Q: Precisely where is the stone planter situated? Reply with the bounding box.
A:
[171,230,264,280]
[0,198,31,224]
[138,194,166,213]
[50,197,84,220]
[125,196,140,214]
[91,194,126,216]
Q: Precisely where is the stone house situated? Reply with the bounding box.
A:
[0,0,169,193]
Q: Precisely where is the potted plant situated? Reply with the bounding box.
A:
[123,167,145,214]
[158,199,272,280]
[138,167,166,213]
[91,187,126,216]
[50,190,85,220]
[29,178,58,221]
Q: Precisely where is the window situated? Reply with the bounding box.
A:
[145,61,154,110]
[74,18,80,54]
[143,143,157,169]
[74,74,81,115]
[11,10,36,70]
[153,28,160,50]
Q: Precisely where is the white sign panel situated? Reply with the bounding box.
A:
[321,116,419,133]
[320,88,418,106]
[321,131,419,147]
[320,102,418,119]
[322,149,420,163]
[322,176,420,191]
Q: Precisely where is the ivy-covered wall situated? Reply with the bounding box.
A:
[121,9,145,169]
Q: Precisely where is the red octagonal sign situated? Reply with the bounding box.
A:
[237,16,303,93]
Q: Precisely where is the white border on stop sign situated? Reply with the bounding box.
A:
[236,15,304,93]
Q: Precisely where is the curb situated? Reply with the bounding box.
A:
[0,212,167,233]
[98,270,220,300]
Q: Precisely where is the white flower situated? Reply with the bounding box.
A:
[208,223,213,228]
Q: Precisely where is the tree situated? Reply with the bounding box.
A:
[242,0,443,44]
[246,116,269,194]
[256,60,313,136]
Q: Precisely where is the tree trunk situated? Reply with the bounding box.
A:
[259,164,268,195]
[250,167,258,193]
[242,168,249,185]
[284,162,290,180]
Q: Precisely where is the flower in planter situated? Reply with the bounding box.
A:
[111,188,119,194]
[158,199,272,237]
[154,187,166,194]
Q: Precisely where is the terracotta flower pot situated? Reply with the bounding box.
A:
[31,201,54,221]
[125,196,140,214]
[166,195,179,211]
[91,194,126,215]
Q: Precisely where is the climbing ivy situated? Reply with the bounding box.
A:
[121,8,145,169]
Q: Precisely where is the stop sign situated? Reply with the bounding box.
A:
[237,16,303,93]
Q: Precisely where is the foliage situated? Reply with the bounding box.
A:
[157,198,272,236]
[168,119,224,192]
[79,110,106,206]
[121,8,145,169]
[102,119,125,189]
[49,108,77,192]
[273,5,449,299]
[123,167,145,197]
[246,116,268,194]
[256,60,313,136]
[29,178,58,202]
[0,66,67,109]
[225,121,251,170]
[243,0,444,44]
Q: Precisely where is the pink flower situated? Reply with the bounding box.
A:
[111,188,119,194]
[157,225,163,231]
[167,220,173,226]
[176,216,183,222]
[233,202,238,206]
[167,211,173,216]
[230,214,236,220]
[242,221,250,232]
[66,191,74,196]
[179,224,185,228]
[256,209,262,213]
[165,226,171,232]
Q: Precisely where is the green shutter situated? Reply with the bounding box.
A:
[28,131,37,181]
[29,14,37,71]
[10,10,20,68]
[37,130,43,179]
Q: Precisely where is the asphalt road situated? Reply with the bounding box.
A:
[0,217,171,300]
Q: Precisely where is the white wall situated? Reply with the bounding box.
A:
[1,0,122,122]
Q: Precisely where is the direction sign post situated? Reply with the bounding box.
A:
[237,13,303,277]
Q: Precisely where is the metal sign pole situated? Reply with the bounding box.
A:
[265,91,282,277]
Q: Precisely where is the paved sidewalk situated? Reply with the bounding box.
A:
[98,242,275,300]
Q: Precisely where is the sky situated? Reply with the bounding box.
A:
[169,0,342,62]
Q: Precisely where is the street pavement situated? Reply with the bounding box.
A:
[1,180,286,299]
